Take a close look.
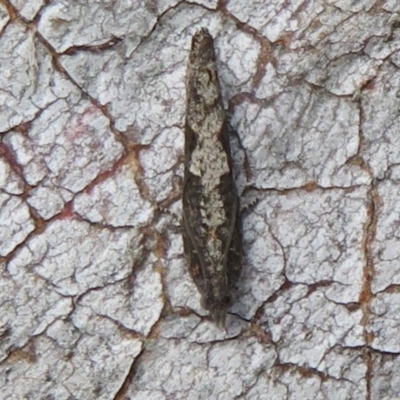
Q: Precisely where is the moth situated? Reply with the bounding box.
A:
[182,28,242,327]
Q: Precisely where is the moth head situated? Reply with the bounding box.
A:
[189,28,216,68]
[191,28,214,54]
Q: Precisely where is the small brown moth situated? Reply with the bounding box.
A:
[182,28,242,327]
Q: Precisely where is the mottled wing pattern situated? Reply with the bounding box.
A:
[182,28,242,327]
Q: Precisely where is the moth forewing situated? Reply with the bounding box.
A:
[183,28,242,328]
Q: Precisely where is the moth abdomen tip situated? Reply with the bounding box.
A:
[210,308,227,329]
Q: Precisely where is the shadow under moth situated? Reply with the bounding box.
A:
[182,28,242,328]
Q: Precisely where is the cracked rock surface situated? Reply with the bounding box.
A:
[1,1,400,399]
